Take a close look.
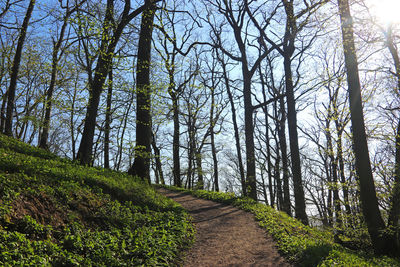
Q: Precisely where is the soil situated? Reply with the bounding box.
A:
[157,188,291,267]
[10,192,67,229]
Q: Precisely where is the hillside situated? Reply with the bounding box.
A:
[0,134,193,266]
[1,133,400,266]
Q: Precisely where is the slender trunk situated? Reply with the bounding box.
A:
[195,148,204,189]
[278,97,292,216]
[226,6,258,200]
[116,92,133,171]
[273,100,284,209]
[336,126,352,226]
[338,0,395,255]
[211,129,219,191]
[172,95,181,186]
[187,112,195,189]
[4,0,36,136]
[326,119,342,227]
[0,90,8,132]
[260,168,269,205]
[151,131,165,185]
[243,71,257,200]
[128,1,156,183]
[260,67,274,206]
[104,69,113,169]
[282,0,308,225]
[39,14,69,149]
[275,151,284,210]
[283,54,308,225]
[70,80,78,160]
[220,54,246,195]
[265,118,274,206]
[324,154,333,226]
[210,87,219,191]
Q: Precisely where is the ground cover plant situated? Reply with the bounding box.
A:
[0,134,194,266]
[156,185,400,266]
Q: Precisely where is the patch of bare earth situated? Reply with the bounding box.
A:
[158,188,291,267]
[10,192,67,229]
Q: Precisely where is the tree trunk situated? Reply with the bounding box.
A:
[336,125,352,227]
[195,148,204,189]
[0,90,8,132]
[260,66,274,206]
[151,131,165,185]
[283,47,308,226]
[242,66,257,200]
[273,101,284,210]
[104,69,113,169]
[385,25,400,250]
[210,87,219,191]
[77,0,149,165]
[172,95,181,187]
[39,12,70,149]
[282,0,308,224]
[278,97,292,216]
[219,53,246,196]
[4,0,36,136]
[128,1,156,183]
[326,118,342,227]
[116,91,134,171]
[338,0,396,255]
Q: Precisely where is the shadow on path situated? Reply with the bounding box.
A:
[157,188,291,267]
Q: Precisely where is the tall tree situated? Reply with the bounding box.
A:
[39,0,85,149]
[4,0,36,136]
[205,0,272,200]
[245,0,326,224]
[217,50,246,195]
[128,0,157,182]
[76,0,155,165]
[337,0,397,255]
[383,23,400,250]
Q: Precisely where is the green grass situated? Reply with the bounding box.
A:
[0,134,194,266]
[156,185,400,266]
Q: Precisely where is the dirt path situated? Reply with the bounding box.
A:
[157,188,291,267]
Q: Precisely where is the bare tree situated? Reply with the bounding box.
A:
[4,0,36,136]
[338,0,397,255]
[39,0,86,149]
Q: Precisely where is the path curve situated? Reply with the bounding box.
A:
[158,188,291,267]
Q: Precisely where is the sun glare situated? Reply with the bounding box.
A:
[368,0,400,25]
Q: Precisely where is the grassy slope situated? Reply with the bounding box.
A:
[156,185,400,267]
[0,134,193,266]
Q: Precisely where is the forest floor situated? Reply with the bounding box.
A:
[157,188,291,267]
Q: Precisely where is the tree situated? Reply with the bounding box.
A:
[217,50,246,195]
[3,0,36,136]
[382,23,400,251]
[153,2,199,186]
[76,0,156,165]
[337,0,398,255]
[39,0,85,149]
[204,0,273,200]
[103,68,113,168]
[128,0,157,182]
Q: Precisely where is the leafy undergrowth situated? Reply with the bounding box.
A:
[156,185,400,266]
[0,134,194,266]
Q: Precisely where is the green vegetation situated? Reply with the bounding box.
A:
[156,185,400,266]
[0,134,194,266]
